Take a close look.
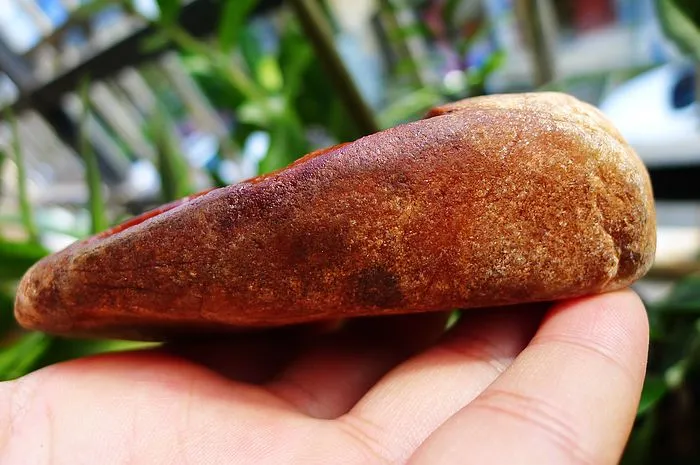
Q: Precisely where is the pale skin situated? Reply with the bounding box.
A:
[0,289,648,464]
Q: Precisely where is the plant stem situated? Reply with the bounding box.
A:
[289,0,380,136]
[152,102,191,202]
[377,0,426,88]
[517,0,556,87]
[4,109,38,243]
[79,79,109,234]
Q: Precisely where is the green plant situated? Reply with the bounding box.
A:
[79,79,110,233]
[656,0,700,61]
[4,109,38,243]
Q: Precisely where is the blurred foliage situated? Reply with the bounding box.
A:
[79,79,109,233]
[656,0,700,61]
[4,109,38,243]
[621,276,700,464]
[0,333,53,381]
[149,101,194,201]
[0,240,47,280]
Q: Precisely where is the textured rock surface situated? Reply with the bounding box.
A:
[15,92,656,340]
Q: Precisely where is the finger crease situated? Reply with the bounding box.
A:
[471,388,595,465]
[335,414,393,465]
[530,334,637,386]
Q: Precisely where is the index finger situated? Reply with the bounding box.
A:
[409,289,649,465]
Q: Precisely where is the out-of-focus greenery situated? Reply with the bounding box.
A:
[4,109,38,243]
[656,0,700,61]
[78,79,109,233]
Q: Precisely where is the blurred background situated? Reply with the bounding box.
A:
[0,0,698,462]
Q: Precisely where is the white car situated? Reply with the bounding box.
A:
[598,62,699,168]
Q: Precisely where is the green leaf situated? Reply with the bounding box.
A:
[239,25,265,79]
[181,54,248,112]
[257,56,284,93]
[656,0,700,61]
[79,79,109,234]
[0,239,47,280]
[35,338,157,368]
[466,50,506,94]
[4,108,39,243]
[277,23,314,87]
[477,50,506,80]
[445,310,461,330]
[637,375,667,416]
[237,95,290,127]
[652,275,700,314]
[156,0,180,25]
[257,115,309,174]
[387,23,427,42]
[281,43,313,101]
[139,30,171,54]
[72,0,124,20]
[150,103,192,202]
[0,291,15,337]
[217,0,259,53]
[647,310,665,341]
[620,412,657,465]
[164,25,263,102]
[0,332,53,381]
[377,88,443,127]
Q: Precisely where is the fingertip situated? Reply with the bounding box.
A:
[546,288,648,331]
[537,288,650,383]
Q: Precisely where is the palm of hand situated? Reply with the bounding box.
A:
[1,290,647,465]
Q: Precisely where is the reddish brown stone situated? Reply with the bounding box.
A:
[14,93,656,340]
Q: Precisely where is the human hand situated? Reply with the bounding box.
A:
[0,289,648,464]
